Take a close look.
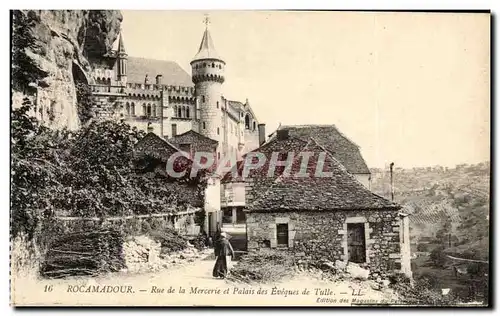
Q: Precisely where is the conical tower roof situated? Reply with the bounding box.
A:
[118,32,126,54]
[192,27,224,63]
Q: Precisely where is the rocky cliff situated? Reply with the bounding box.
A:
[11,10,122,130]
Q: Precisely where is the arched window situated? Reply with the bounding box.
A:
[152,104,156,117]
[186,107,190,118]
[211,62,215,68]
[142,104,147,116]
[156,105,161,117]
[131,102,135,116]
[253,122,256,131]
[245,114,250,129]
[126,102,130,116]
[178,107,182,118]
[146,104,152,117]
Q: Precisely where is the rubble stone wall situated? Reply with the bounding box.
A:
[246,209,402,279]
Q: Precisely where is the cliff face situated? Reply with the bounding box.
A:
[12,10,122,130]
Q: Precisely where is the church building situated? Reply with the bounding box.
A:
[89,20,266,160]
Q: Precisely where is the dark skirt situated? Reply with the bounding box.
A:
[212,255,228,278]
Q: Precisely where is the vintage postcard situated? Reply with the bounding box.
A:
[10,10,490,307]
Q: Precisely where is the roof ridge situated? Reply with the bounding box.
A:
[171,129,218,144]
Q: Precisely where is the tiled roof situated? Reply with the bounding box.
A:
[246,137,398,212]
[274,125,370,175]
[169,130,218,146]
[127,57,193,87]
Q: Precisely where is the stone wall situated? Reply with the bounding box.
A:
[12,10,122,130]
[246,209,403,279]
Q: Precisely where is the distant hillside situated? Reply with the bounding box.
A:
[370,162,490,260]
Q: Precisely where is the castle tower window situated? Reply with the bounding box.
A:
[146,104,152,117]
[245,114,250,129]
[152,104,156,117]
[172,124,177,137]
[202,96,205,103]
[203,122,206,129]
[178,107,182,118]
[131,103,135,116]
[211,62,215,68]
[203,63,207,67]
[142,104,147,116]
[217,127,220,135]
[253,122,256,131]
[186,107,190,118]
[126,102,130,116]
[216,101,219,109]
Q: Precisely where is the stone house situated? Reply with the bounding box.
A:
[241,130,412,278]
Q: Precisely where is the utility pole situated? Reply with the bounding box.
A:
[390,162,395,201]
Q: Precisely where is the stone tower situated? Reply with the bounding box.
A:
[191,21,225,156]
[117,32,128,85]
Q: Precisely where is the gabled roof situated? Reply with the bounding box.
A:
[247,137,398,212]
[134,132,182,160]
[192,27,224,63]
[169,130,218,146]
[271,125,370,175]
[127,56,193,87]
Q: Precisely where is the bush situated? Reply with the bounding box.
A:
[430,246,447,268]
[417,243,429,252]
[390,273,459,306]
[229,249,295,283]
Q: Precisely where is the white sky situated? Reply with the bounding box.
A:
[120,11,490,168]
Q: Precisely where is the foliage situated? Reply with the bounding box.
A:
[389,273,459,306]
[11,99,207,242]
[229,249,295,283]
[416,243,429,252]
[429,246,447,268]
[11,10,48,94]
[75,82,94,125]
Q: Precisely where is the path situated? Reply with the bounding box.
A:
[12,255,395,306]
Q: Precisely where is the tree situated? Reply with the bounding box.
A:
[11,10,48,94]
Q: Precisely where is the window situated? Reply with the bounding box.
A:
[245,114,250,129]
[203,122,206,129]
[222,209,232,224]
[203,63,206,67]
[211,62,215,68]
[125,102,130,116]
[253,121,256,131]
[186,107,190,118]
[172,124,177,137]
[152,104,156,117]
[217,127,220,135]
[217,152,220,160]
[236,208,246,224]
[276,224,289,246]
[216,101,219,109]
[177,107,182,118]
[146,104,152,117]
[202,95,205,103]
[131,103,135,116]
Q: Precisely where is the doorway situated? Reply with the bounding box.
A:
[347,223,366,263]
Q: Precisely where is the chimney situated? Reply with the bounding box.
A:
[276,129,289,141]
[156,74,163,85]
[258,123,266,145]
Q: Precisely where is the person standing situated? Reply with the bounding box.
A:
[212,232,235,279]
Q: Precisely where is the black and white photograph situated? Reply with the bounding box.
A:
[9,9,491,307]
